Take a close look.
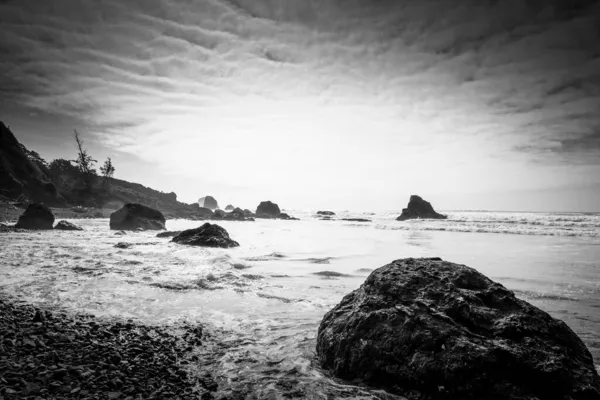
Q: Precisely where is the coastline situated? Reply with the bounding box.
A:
[0,292,217,399]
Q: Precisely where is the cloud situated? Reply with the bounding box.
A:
[0,0,599,209]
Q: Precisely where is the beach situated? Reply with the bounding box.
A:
[1,210,599,398]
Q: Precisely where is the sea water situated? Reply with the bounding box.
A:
[1,210,599,398]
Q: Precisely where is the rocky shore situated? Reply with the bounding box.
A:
[0,294,218,399]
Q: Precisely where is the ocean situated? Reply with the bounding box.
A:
[1,210,599,398]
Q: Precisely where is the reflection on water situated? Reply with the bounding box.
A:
[1,216,599,396]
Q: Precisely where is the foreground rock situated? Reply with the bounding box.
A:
[0,295,214,399]
[396,195,447,221]
[255,201,281,218]
[198,195,219,210]
[317,258,600,399]
[172,223,239,248]
[109,203,166,231]
[54,220,83,231]
[14,203,55,229]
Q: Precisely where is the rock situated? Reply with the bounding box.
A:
[255,201,281,218]
[197,207,214,218]
[316,258,600,399]
[114,242,133,249]
[225,208,252,221]
[212,209,227,220]
[54,220,84,231]
[198,196,219,210]
[109,203,166,231]
[276,213,298,220]
[340,218,371,222]
[243,209,254,218]
[14,203,55,229]
[172,223,239,248]
[156,231,182,238]
[225,204,234,211]
[317,211,335,216]
[396,195,447,221]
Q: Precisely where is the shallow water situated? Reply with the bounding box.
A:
[1,211,599,397]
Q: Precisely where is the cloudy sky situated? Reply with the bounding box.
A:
[1,0,599,212]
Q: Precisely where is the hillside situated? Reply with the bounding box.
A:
[0,121,200,218]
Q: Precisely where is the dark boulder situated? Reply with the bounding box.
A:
[197,207,213,218]
[317,258,600,400]
[317,211,335,216]
[243,209,254,218]
[212,209,227,220]
[277,212,299,220]
[54,220,83,231]
[256,201,281,218]
[15,203,54,229]
[109,203,166,231]
[225,204,234,211]
[156,231,182,238]
[396,195,447,221]
[341,218,371,222]
[198,196,219,210]
[225,208,248,221]
[172,223,239,248]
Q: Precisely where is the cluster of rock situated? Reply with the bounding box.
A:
[9,203,84,231]
[0,296,217,399]
[396,195,447,221]
[316,257,600,399]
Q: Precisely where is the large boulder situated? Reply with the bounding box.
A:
[255,201,281,218]
[317,258,600,400]
[198,196,219,210]
[109,203,166,231]
[171,223,239,248]
[225,204,234,211]
[396,195,447,221]
[54,220,83,231]
[15,203,55,229]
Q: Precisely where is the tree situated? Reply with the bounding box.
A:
[73,129,97,190]
[99,157,115,186]
[48,158,79,177]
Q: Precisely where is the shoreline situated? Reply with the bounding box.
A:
[0,292,218,399]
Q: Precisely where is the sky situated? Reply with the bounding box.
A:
[1,0,599,212]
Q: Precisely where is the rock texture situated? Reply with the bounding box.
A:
[396,195,447,221]
[156,231,182,238]
[198,196,219,210]
[54,220,83,231]
[14,203,55,230]
[225,205,234,211]
[317,211,335,216]
[0,121,64,206]
[317,258,600,400]
[172,223,239,248]
[109,203,166,231]
[255,201,281,218]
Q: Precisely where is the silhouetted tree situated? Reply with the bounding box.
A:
[99,157,115,186]
[73,129,97,190]
[48,159,79,177]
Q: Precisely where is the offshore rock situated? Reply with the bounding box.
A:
[396,195,447,221]
[317,257,600,400]
[54,220,83,231]
[109,203,166,231]
[172,223,239,248]
[15,203,54,230]
[317,211,335,216]
[198,196,219,210]
[255,201,281,218]
[225,204,234,211]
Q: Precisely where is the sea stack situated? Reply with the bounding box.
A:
[255,201,281,218]
[109,203,166,231]
[316,258,600,399]
[198,196,219,210]
[14,203,55,230]
[396,195,446,221]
